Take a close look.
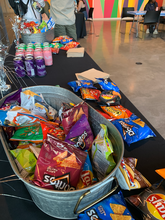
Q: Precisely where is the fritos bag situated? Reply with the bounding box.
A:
[65,114,93,151]
[33,134,87,190]
[62,102,88,135]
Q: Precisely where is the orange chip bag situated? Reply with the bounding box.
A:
[80,88,101,100]
[101,105,132,119]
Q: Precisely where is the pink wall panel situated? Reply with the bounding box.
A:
[104,0,115,18]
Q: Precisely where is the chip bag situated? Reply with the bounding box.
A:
[96,78,120,93]
[33,134,87,190]
[65,114,93,151]
[10,124,43,143]
[112,114,156,146]
[116,157,151,190]
[21,90,57,120]
[80,88,101,100]
[78,191,134,220]
[0,88,21,109]
[60,42,80,50]
[101,105,132,120]
[96,110,116,122]
[91,124,116,180]
[40,121,65,141]
[126,180,165,220]
[62,102,88,135]
[99,90,121,106]
[10,149,37,173]
[68,80,97,92]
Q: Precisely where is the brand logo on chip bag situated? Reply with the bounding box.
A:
[119,121,135,137]
[104,107,122,116]
[81,171,92,186]
[69,131,87,149]
[86,208,102,220]
[43,173,75,191]
[146,194,165,219]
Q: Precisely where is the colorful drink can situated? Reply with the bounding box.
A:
[34,43,42,48]
[25,49,34,56]
[25,56,36,77]
[35,56,46,77]
[43,42,50,47]
[18,43,26,50]
[27,43,34,49]
[43,48,53,66]
[34,48,43,58]
[13,56,26,78]
[15,49,25,57]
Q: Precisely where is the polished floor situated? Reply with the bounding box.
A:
[1,13,165,138]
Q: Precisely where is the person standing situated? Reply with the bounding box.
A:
[77,0,87,20]
[50,0,77,40]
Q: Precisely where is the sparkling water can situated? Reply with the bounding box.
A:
[35,56,47,77]
[34,48,43,58]
[25,49,34,56]
[15,49,25,57]
[25,56,36,77]
[27,43,34,49]
[43,48,53,66]
[13,56,26,78]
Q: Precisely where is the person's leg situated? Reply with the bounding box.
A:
[66,24,77,41]
[55,24,67,37]
[146,24,150,33]
[41,1,50,18]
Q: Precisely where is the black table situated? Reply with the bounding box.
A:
[1,43,165,220]
[75,12,86,39]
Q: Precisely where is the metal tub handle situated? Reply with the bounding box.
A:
[74,176,118,214]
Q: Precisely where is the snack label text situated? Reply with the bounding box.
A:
[119,121,135,137]
[70,131,87,149]
[86,208,102,220]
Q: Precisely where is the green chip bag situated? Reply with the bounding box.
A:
[10,149,37,173]
[92,124,116,180]
[10,125,43,143]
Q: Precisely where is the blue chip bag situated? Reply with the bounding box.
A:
[60,38,73,44]
[96,78,120,93]
[112,114,156,146]
[78,191,134,220]
[68,80,97,92]
[77,152,94,189]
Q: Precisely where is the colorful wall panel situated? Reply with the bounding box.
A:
[84,0,165,19]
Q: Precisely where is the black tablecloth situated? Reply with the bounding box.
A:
[1,43,165,220]
[75,12,86,39]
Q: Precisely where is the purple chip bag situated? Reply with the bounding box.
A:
[65,114,93,151]
[0,88,22,108]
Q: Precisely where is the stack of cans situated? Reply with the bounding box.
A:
[14,41,53,78]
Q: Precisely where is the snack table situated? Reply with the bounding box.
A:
[0,43,165,220]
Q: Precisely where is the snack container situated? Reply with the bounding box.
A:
[21,28,55,44]
[0,86,124,219]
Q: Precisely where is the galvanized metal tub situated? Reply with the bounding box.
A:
[0,86,124,219]
[21,28,55,44]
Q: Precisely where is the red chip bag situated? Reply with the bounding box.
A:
[80,88,101,100]
[62,102,88,135]
[40,121,65,141]
[33,134,87,190]
[60,42,80,50]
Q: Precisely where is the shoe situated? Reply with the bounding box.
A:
[153,29,158,34]
[146,29,150,34]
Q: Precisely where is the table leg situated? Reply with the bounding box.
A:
[129,17,135,35]
[136,15,139,38]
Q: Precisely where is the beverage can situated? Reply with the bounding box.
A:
[35,56,47,77]
[13,56,26,78]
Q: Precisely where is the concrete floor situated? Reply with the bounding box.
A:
[79,20,165,138]
[1,14,165,138]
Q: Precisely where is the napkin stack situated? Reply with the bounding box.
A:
[67,47,85,57]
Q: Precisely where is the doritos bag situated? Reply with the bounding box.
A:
[96,78,120,93]
[33,134,87,191]
[65,114,94,151]
[78,191,134,220]
[62,102,88,135]
[112,114,156,146]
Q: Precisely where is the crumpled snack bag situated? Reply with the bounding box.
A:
[62,102,88,135]
[101,105,132,120]
[40,121,65,141]
[10,149,37,173]
[91,124,116,181]
[65,114,93,151]
[126,180,165,220]
[21,90,57,120]
[10,124,43,143]
[96,110,116,122]
[58,102,75,120]
[60,42,80,50]
[98,90,121,106]
[33,134,87,191]
[96,78,120,93]
[3,126,18,150]
[68,80,97,92]
[77,152,94,189]
[78,191,134,220]
[0,88,22,109]
[112,114,156,146]
[116,157,151,190]
[80,88,101,100]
